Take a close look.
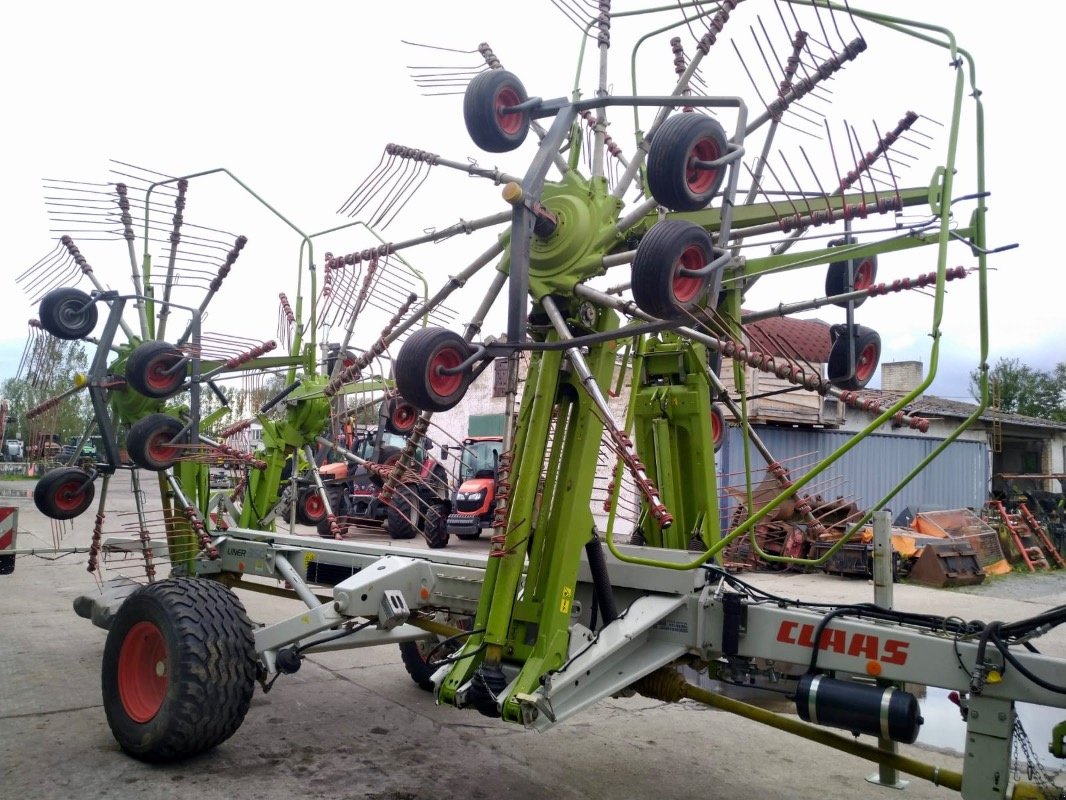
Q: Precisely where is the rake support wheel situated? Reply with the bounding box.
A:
[101,577,256,762]
[631,220,717,320]
[647,113,730,212]
[463,69,530,153]
[126,413,185,472]
[126,340,188,399]
[383,396,418,436]
[38,287,99,340]
[827,324,881,391]
[33,466,96,520]
[395,328,473,413]
[826,254,878,308]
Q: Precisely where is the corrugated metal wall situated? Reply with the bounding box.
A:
[719,426,989,521]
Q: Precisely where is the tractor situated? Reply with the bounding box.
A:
[446,435,504,540]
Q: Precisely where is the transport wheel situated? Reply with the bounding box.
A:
[395,328,473,413]
[827,324,881,391]
[386,486,420,540]
[126,413,184,471]
[383,396,418,436]
[631,220,716,320]
[296,487,327,526]
[125,340,188,398]
[33,466,95,520]
[825,254,878,308]
[647,113,729,211]
[399,613,472,692]
[710,404,726,453]
[463,69,529,153]
[102,577,256,762]
[38,287,99,340]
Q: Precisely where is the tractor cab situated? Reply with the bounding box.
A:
[447,436,503,540]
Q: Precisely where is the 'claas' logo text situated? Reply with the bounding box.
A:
[776,620,909,665]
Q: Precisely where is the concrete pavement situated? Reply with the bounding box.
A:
[2,478,1065,799]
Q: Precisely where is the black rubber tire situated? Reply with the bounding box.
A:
[463,69,529,153]
[455,524,483,541]
[101,577,256,762]
[395,328,473,413]
[386,487,420,540]
[647,113,729,211]
[367,445,403,489]
[33,466,96,520]
[398,613,472,692]
[0,554,13,575]
[631,220,716,320]
[127,414,185,472]
[38,287,99,340]
[825,253,878,308]
[827,324,881,391]
[424,502,450,549]
[315,486,350,538]
[383,396,418,436]
[295,486,327,526]
[710,404,726,453]
[125,340,188,399]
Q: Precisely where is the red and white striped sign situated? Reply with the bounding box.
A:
[0,506,17,552]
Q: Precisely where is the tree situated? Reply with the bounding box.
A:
[1,337,93,447]
[970,357,1066,421]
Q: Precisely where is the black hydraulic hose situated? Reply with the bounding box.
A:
[585,532,618,625]
[260,380,302,414]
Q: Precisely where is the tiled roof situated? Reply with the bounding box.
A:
[743,315,832,362]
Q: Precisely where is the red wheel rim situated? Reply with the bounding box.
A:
[428,347,464,398]
[53,479,87,513]
[853,258,875,291]
[673,244,706,304]
[855,342,878,383]
[118,621,168,723]
[304,493,325,518]
[147,429,178,463]
[145,354,181,393]
[710,408,723,446]
[686,136,721,194]
[495,86,523,135]
[392,403,416,432]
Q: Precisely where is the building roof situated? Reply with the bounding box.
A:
[860,389,1066,432]
[743,315,831,362]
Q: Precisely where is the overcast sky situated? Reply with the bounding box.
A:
[0,1,1052,403]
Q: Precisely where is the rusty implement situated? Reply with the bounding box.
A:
[907,540,986,588]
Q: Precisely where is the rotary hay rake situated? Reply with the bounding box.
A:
[10,2,1066,798]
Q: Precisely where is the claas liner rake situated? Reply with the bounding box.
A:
[8,2,1065,798]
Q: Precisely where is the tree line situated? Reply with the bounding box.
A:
[970,358,1066,421]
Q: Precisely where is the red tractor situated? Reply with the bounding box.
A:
[446,436,504,540]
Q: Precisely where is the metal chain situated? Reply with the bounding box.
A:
[1012,717,1065,799]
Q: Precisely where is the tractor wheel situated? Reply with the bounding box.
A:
[826,254,878,308]
[315,487,350,538]
[38,287,99,340]
[631,220,716,320]
[296,487,327,526]
[383,396,418,436]
[125,340,188,399]
[399,613,473,692]
[423,502,450,549]
[367,445,403,488]
[463,69,529,153]
[126,414,184,471]
[647,113,729,211]
[101,577,256,762]
[455,523,483,541]
[33,466,95,520]
[395,328,473,413]
[386,487,420,540]
[827,324,881,391]
[710,404,726,453]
